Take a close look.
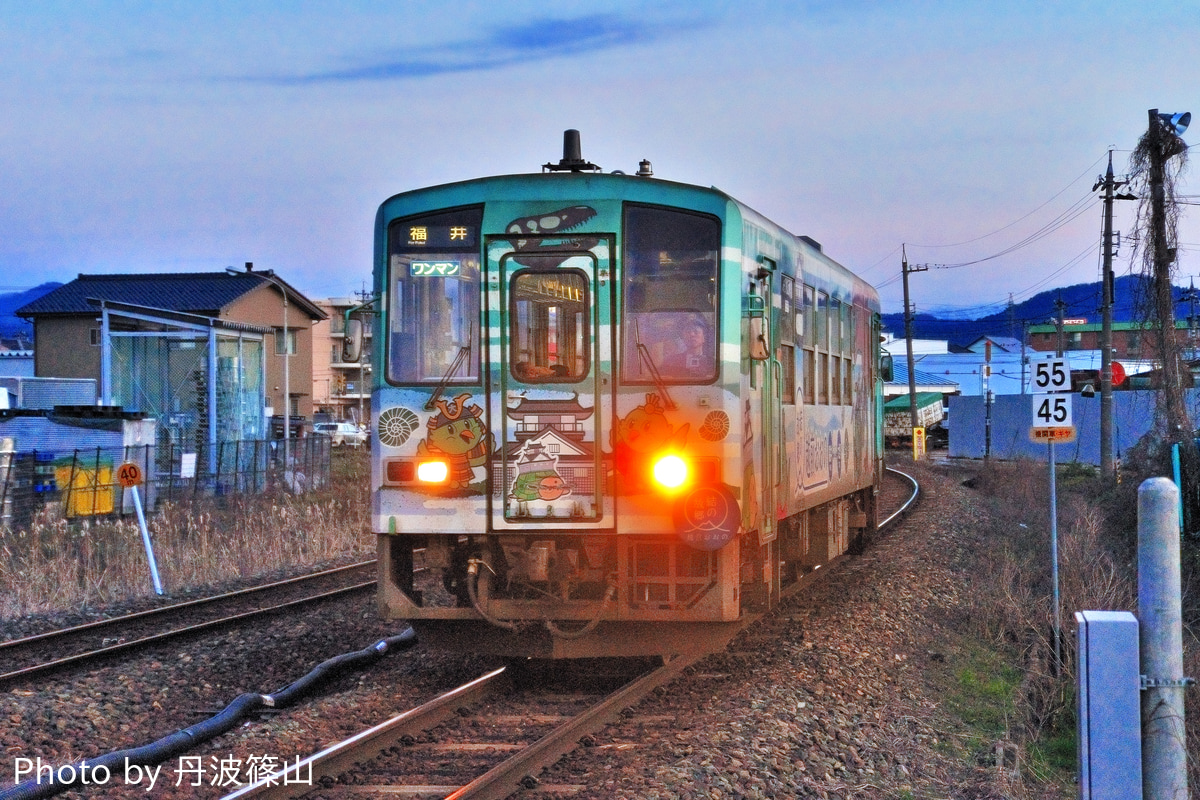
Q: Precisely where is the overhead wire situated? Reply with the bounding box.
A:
[904,152,1108,250]
[919,193,1100,270]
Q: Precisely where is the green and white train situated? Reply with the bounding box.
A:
[343,132,889,658]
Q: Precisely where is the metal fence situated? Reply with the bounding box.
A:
[0,435,330,530]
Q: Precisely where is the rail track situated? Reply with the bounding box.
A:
[220,468,919,800]
[0,560,377,688]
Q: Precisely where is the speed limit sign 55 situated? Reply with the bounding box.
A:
[1031,356,1071,393]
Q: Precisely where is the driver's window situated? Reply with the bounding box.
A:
[621,204,720,384]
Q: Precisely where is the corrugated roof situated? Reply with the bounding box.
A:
[887,361,959,389]
[884,392,944,411]
[15,272,327,320]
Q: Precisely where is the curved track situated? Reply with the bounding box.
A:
[881,465,919,528]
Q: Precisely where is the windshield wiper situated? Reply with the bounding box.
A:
[425,325,475,411]
[633,319,675,409]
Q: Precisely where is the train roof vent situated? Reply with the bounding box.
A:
[543,129,601,173]
[799,235,822,252]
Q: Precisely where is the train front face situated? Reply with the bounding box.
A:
[370,175,747,658]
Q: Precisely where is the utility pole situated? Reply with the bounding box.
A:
[355,284,374,428]
[1145,108,1194,530]
[1096,149,1133,483]
[901,245,927,450]
[1055,297,1067,357]
[1185,278,1198,361]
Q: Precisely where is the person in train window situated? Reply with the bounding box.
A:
[661,319,714,376]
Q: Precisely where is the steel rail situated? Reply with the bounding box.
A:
[448,654,704,800]
[221,668,510,799]
[0,581,375,687]
[880,466,920,529]
[0,559,377,651]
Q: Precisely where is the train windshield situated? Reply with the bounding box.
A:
[386,207,483,385]
[621,204,720,384]
[510,265,590,383]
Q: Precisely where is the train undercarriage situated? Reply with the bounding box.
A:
[377,486,877,658]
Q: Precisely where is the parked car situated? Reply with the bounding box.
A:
[313,421,368,447]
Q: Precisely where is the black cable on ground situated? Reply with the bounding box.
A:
[0,627,417,800]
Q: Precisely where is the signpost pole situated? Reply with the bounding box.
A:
[119,461,162,595]
[132,485,163,596]
[1049,440,1061,673]
[1030,354,1070,675]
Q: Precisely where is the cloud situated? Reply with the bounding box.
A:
[251,12,704,85]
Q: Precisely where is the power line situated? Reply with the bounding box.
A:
[905,153,1108,250]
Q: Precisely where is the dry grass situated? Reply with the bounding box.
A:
[963,457,1197,791]
[0,448,373,620]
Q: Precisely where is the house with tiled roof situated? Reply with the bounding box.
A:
[16,268,327,430]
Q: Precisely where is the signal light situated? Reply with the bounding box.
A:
[416,460,449,483]
[652,454,689,490]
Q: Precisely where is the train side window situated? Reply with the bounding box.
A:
[794,281,804,345]
[802,285,816,342]
[509,268,589,383]
[843,356,853,403]
[801,284,816,405]
[816,291,828,352]
[828,298,840,358]
[386,206,483,385]
[781,275,794,343]
[840,301,851,354]
[830,356,841,404]
[818,352,829,405]
[802,349,815,405]
[781,344,795,404]
[621,204,720,384]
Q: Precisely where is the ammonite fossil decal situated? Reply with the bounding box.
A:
[377,407,420,448]
[699,410,731,441]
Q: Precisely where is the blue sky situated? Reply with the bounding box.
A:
[2,1,1198,317]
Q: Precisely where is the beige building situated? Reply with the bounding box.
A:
[313,296,373,425]
[17,269,327,431]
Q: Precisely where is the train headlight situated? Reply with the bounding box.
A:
[652,454,689,490]
[416,459,449,484]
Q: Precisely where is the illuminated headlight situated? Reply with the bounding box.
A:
[652,454,689,490]
[416,460,449,483]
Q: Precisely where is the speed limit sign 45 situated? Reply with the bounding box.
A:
[1033,394,1072,427]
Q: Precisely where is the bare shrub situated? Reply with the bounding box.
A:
[965,459,1138,752]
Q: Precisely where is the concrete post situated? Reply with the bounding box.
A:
[1137,477,1187,800]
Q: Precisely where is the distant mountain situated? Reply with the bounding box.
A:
[881,274,1166,348]
[0,282,61,338]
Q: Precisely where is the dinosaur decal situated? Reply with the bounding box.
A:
[507,205,599,266]
[416,393,493,490]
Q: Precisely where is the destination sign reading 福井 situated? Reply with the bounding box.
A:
[410,260,461,278]
[403,224,476,248]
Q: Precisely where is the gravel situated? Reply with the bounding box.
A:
[1,460,1051,799]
